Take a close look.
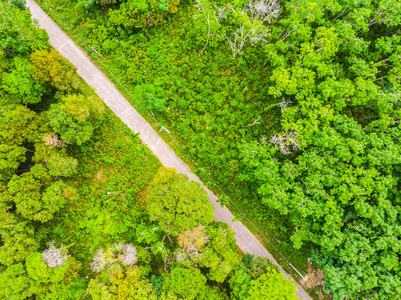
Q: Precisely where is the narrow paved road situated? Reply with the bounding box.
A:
[26,1,311,298]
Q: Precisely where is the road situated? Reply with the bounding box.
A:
[26,1,312,298]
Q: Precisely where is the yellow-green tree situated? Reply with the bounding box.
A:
[146,167,214,236]
[87,266,156,300]
[31,49,81,92]
[161,266,207,299]
[246,267,297,300]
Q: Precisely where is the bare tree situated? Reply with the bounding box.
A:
[226,21,254,59]
[91,248,117,273]
[199,12,211,55]
[277,98,292,113]
[177,224,208,256]
[245,0,281,23]
[248,116,261,126]
[302,259,325,291]
[91,243,138,273]
[42,241,69,268]
[118,243,138,266]
[270,130,299,155]
[195,0,280,58]
[225,0,280,59]
[43,132,67,148]
[214,4,230,20]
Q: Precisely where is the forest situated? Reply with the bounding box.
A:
[1,0,401,298]
[0,1,300,299]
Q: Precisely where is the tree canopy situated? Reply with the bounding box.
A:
[7,0,401,298]
[146,167,214,236]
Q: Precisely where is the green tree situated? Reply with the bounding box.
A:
[146,167,214,236]
[1,56,45,105]
[107,0,165,29]
[87,266,156,300]
[161,266,206,299]
[47,93,104,145]
[241,115,401,298]
[0,220,39,266]
[246,267,297,300]
[0,0,49,56]
[236,0,401,298]
[177,222,241,283]
[3,165,66,222]
[134,84,166,112]
[0,142,26,184]
[229,263,252,300]
[247,256,279,279]
[31,49,80,92]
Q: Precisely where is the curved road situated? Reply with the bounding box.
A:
[26,1,311,298]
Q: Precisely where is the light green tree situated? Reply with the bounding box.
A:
[0,262,36,300]
[176,222,241,283]
[1,56,45,105]
[3,165,66,222]
[230,255,282,300]
[197,222,242,282]
[47,93,104,145]
[48,104,94,145]
[161,266,206,299]
[45,152,78,177]
[0,220,39,266]
[246,267,297,300]
[146,167,214,236]
[0,106,43,145]
[87,266,157,300]
[0,251,70,299]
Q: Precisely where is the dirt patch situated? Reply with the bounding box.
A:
[93,166,107,196]
[137,185,152,209]
[96,166,104,181]
[64,185,76,199]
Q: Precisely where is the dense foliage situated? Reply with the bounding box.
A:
[238,0,401,299]
[35,0,401,297]
[0,2,299,299]
[147,167,214,236]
